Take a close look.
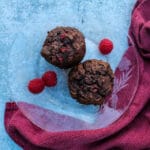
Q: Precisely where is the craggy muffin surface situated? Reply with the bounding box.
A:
[41,27,86,69]
[68,59,114,105]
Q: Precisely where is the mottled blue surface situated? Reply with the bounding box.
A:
[0,0,136,149]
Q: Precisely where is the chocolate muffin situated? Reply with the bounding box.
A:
[68,59,114,105]
[41,27,86,69]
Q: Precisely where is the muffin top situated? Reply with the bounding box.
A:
[68,59,114,105]
[41,27,86,69]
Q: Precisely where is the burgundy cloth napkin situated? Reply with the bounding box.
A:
[4,0,150,149]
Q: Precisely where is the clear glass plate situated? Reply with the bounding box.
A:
[7,0,139,132]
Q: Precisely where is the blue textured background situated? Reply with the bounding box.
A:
[0,0,136,149]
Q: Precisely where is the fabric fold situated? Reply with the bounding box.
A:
[129,0,150,58]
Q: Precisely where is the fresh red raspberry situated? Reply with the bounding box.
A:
[28,78,45,94]
[42,71,57,87]
[99,38,113,55]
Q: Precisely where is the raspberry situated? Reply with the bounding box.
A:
[60,34,66,39]
[99,38,113,55]
[42,71,57,87]
[28,78,45,94]
[57,56,64,63]
[60,47,69,53]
